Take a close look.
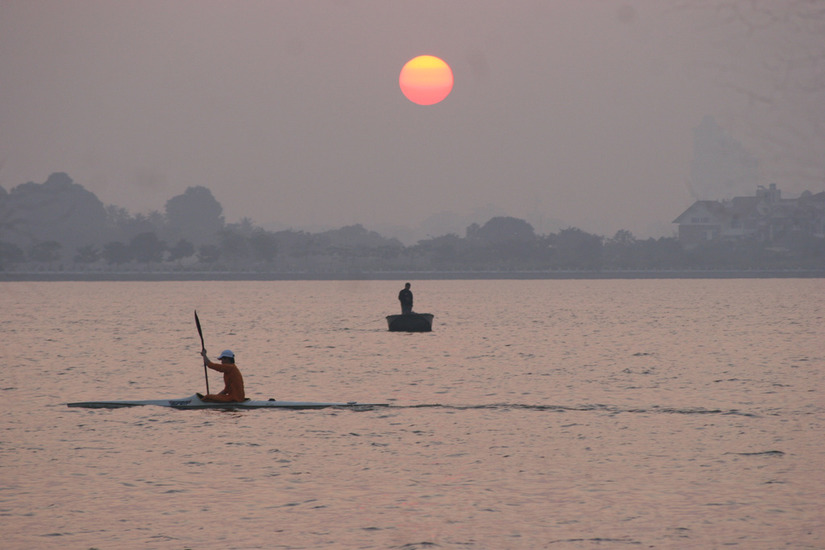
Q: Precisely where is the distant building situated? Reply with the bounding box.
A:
[673,184,825,248]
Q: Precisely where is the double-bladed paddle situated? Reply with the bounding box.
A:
[194,310,209,395]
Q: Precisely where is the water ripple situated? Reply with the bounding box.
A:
[400,403,758,417]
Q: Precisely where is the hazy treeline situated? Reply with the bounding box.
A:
[1,173,823,273]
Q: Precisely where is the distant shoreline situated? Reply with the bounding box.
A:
[2,269,823,281]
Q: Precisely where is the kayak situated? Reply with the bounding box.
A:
[67,393,387,410]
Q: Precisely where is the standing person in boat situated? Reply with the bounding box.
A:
[398,282,413,314]
[200,349,245,402]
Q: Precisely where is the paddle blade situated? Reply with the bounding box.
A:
[195,310,209,394]
[194,310,205,352]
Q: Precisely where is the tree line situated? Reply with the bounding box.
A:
[1,173,823,273]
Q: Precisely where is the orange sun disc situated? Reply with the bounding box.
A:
[399,55,454,106]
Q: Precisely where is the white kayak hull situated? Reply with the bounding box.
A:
[67,393,386,410]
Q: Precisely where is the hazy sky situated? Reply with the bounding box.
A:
[2,1,823,242]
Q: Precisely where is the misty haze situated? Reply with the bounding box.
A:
[1,1,823,251]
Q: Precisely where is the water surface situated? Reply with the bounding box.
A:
[2,280,823,548]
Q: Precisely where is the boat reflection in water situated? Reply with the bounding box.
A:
[386,312,434,332]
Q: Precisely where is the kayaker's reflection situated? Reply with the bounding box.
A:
[200,349,246,402]
[398,282,413,314]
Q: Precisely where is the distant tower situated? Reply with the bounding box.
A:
[689,116,759,200]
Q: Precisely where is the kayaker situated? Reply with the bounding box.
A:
[398,282,413,314]
[200,349,246,402]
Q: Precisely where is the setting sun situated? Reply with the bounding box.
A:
[399,55,454,105]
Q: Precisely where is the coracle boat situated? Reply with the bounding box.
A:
[386,313,434,332]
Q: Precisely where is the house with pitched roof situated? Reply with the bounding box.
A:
[673,184,825,248]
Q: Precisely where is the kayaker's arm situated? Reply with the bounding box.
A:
[200,350,222,371]
[204,359,232,373]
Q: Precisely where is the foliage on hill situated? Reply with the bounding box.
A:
[1,173,823,273]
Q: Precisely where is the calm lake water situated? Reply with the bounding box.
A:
[2,279,823,549]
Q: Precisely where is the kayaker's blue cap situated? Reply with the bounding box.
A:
[219,350,235,360]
